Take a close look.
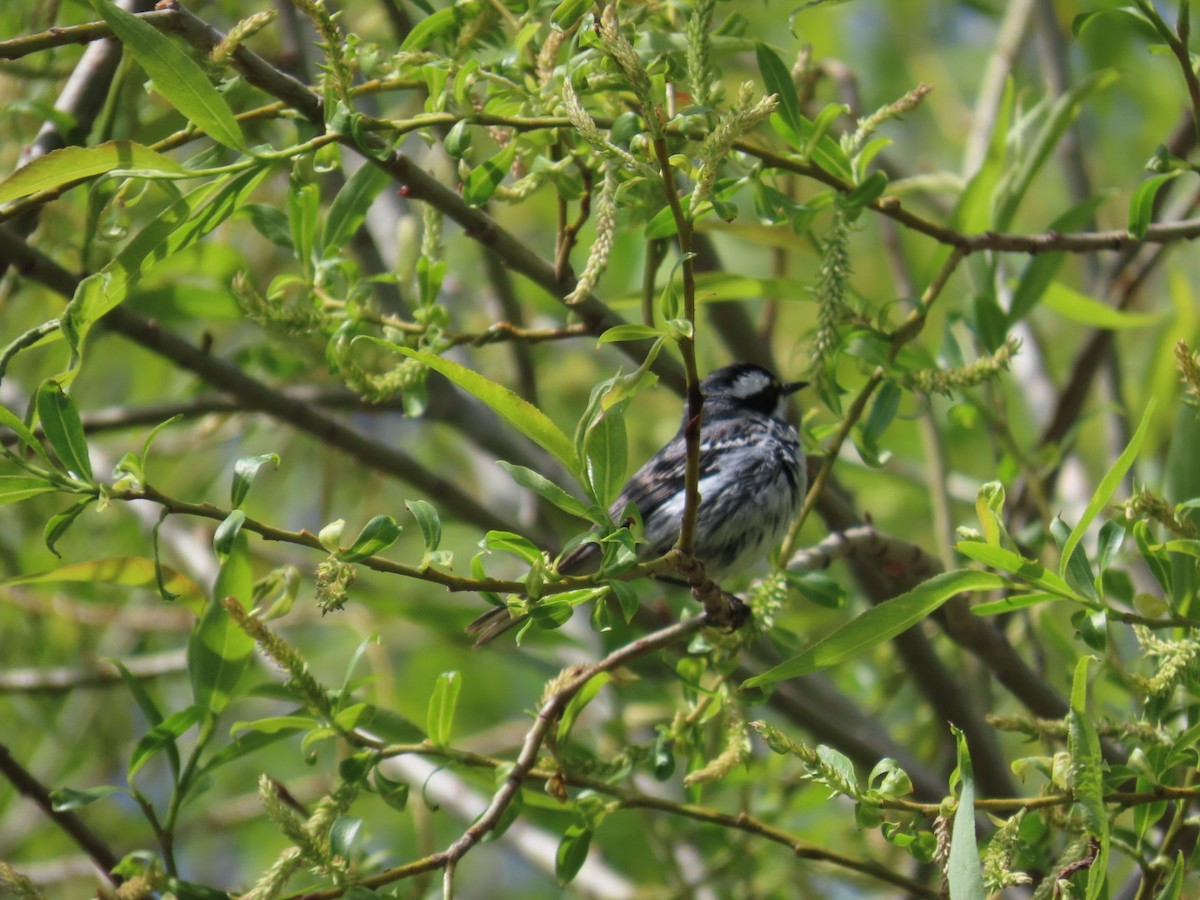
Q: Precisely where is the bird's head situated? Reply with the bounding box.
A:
[699,363,807,419]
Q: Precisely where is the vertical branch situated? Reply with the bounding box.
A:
[651,134,703,556]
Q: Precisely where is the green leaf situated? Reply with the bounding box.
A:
[596,324,664,345]
[755,42,804,151]
[406,500,441,553]
[127,704,205,780]
[63,168,271,364]
[555,824,593,886]
[36,380,93,481]
[229,716,316,737]
[50,785,122,811]
[329,817,364,859]
[288,174,319,270]
[742,570,1006,686]
[339,515,403,562]
[463,141,517,207]
[401,3,479,50]
[0,141,191,206]
[992,69,1117,231]
[108,658,178,776]
[557,672,611,746]
[90,0,247,151]
[1059,399,1156,580]
[497,462,591,520]
[582,404,627,508]
[373,768,410,811]
[1128,172,1179,239]
[483,530,544,565]
[319,160,391,255]
[0,475,59,505]
[378,343,577,472]
[230,453,280,509]
[213,509,246,559]
[550,0,592,30]
[1,556,203,609]
[0,404,51,464]
[956,542,1087,603]
[1040,281,1165,330]
[947,726,986,900]
[426,670,461,746]
[43,497,95,557]
[189,532,255,716]
[1068,657,1108,848]
[1007,194,1108,326]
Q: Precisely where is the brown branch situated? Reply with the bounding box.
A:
[283,616,708,900]
[0,744,122,885]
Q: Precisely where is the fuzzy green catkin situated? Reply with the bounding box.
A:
[1131,625,1200,697]
[596,4,660,136]
[562,79,657,178]
[564,166,618,305]
[211,11,277,65]
[844,84,933,157]
[904,337,1020,397]
[689,83,777,214]
[683,711,750,786]
[1177,340,1200,406]
[221,597,334,718]
[685,0,717,108]
[981,812,1033,892]
[810,207,852,372]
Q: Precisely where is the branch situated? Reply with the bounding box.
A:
[0,744,122,886]
[0,650,187,694]
[283,616,708,899]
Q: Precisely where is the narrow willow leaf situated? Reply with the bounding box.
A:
[50,785,122,811]
[43,497,95,557]
[947,727,987,900]
[1007,194,1108,326]
[0,475,59,505]
[556,824,593,886]
[1041,282,1165,330]
[426,670,461,745]
[377,343,577,472]
[596,324,664,344]
[463,141,517,207]
[127,704,205,780]
[213,509,246,559]
[400,3,478,50]
[557,672,611,745]
[1,556,203,609]
[91,0,247,151]
[497,462,591,520]
[1068,657,1108,878]
[36,380,92,481]
[230,453,280,509]
[0,141,190,205]
[109,659,177,777]
[957,542,1086,603]
[189,532,255,715]
[550,0,592,30]
[319,160,391,255]
[1128,172,1179,239]
[742,570,1006,686]
[0,404,51,464]
[583,404,627,508]
[406,499,441,552]
[484,530,544,565]
[339,515,402,562]
[1059,399,1156,579]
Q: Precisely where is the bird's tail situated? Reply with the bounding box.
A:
[465,605,527,647]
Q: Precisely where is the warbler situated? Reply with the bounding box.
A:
[468,362,807,645]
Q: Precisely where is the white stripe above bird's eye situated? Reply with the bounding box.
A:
[729,369,773,398]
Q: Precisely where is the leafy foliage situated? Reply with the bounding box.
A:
[1,1,1200,898]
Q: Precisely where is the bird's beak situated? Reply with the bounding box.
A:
[783,380,808,396]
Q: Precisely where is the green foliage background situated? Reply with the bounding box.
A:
[1,0,1200,898]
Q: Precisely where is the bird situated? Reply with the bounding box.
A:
[467,362,807,646]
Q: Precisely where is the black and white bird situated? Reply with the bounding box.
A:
[468,362,807,645]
